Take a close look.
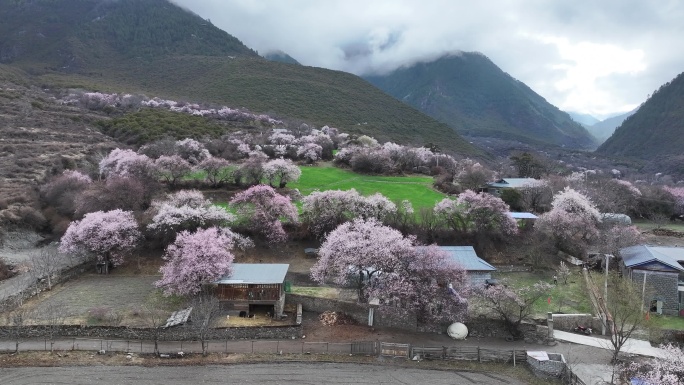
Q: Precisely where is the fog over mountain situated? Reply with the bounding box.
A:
[173,0,684,119]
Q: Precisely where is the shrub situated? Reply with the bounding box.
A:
[0,258,14,281]
[87,306,112,323]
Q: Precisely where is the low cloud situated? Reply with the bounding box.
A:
[173,0,684,117]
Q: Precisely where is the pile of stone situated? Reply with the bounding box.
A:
[319,311,356,326]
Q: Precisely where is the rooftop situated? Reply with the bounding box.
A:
[620,245,684,272]
[215,263,290,284]
[509,212,538,219]
[487,178,542,189]
[436,246,496,272]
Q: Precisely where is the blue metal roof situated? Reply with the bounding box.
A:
[487,178,541,189]
[620,245,684,272]
[214,263,290,284]
[509,212,538,219]
[436,246,497,272]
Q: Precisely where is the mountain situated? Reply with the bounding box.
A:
[597,72,684,159]
[567,112,600,127]
[263,50,301,65]
[364,53,597,150]
[587,109,637,143]
[0,0,479,156]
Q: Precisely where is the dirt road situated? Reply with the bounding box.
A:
[0,362,524,385]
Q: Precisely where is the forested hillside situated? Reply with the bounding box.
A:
[0,0,478,156]
[365,53,597,150]
[598,72,684,159]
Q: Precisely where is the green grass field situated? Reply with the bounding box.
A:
[288,166,447,211]
[650,314,684,330]
[633,219,684,232]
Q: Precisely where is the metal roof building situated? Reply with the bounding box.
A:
[508,212,539,220]
[215,264,290,284]
[486,178,542,189]
[437,246,496,272]
[621,245,684,272]
[620,245,684,316]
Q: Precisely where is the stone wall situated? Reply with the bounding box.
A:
[286,294,418,331]
[527,352,567,378]
[551,313,605,333]
[0,261,90,312]
[0,324,302,341]
[630,270,679,316]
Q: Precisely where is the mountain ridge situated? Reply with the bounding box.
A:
[364,53,598,150]
[597,72,684,160]
[0,0,479,156]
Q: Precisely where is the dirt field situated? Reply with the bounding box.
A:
[16,274,168,326]
[0,362,536,385]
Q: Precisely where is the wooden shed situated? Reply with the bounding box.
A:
[214,263,289,319]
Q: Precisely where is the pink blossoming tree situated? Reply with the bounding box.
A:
[155,227,253,296]
[99,149,154,179]
[664,186,684,216]
[622,343,684,385]
[263,158,301,188]
[59,209,140,274]
[301,189,396,238]
[229,185,298,244]
[297,142,323,164]
[174,138,211,165]
[535,187,602,256]
[147,190,235,244]
[311,218,469,323]
[434,190,518,238]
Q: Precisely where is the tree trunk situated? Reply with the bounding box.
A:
[358,268,365,302]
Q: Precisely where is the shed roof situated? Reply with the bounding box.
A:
[436,246,496,272]
[487,178,541,189]
[215,263,290,284]
[509,212,538,219]
[620,245,684,272]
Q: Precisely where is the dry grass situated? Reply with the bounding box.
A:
[289,286,340,299]
[213,312,295,327]
[4,273,182,327]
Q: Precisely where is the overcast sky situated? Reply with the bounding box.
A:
[173,0,684,119]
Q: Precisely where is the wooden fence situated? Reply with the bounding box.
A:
[380,342,410,358]
[411,346,527,365]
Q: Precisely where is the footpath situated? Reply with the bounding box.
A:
[553,330,666,359]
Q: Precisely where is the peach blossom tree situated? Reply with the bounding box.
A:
[311,218,469,323]
[155,227,253,296]
[147,190,235,244]
[59,209,140,274]
[229,185,298,244]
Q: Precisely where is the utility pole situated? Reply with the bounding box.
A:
[641,271,648,313]
[602,254,613,335]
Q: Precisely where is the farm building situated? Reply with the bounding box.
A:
[619,245,684,316]
[214,263,289,319]
[482,178,542,196]
[437,246,497,286]
[600,213,632,225]
[508,212,538,230]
